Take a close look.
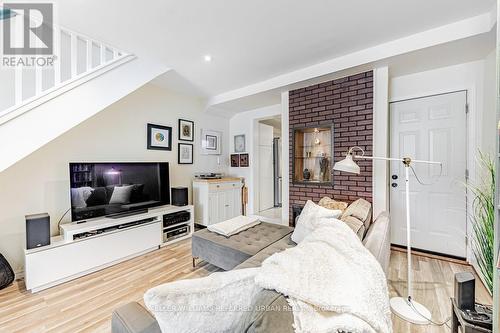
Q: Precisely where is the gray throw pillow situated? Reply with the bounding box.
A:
[109,185,134,204]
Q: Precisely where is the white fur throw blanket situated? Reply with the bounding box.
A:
[144,268,261,333]
[207,215,260,237]
[145,219,391,333]
[255,219,392,333]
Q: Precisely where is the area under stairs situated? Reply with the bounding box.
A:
[0,12,169,172]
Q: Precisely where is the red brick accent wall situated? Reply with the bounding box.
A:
[289,71,373,225]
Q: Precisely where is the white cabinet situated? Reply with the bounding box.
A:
[24,205,194,292]
[193,178,243,226]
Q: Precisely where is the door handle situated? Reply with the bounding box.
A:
[391,183,398,188]
[392,175,398,180]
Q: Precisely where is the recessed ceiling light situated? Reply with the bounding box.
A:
[203,54,212,62]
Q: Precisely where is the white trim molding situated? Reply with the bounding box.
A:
[372,67,390,218]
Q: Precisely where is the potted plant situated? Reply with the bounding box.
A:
[466,151,495,294]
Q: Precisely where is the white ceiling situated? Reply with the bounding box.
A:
[53,0,495,98]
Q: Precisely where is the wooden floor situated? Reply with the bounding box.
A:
[0,240,492,333]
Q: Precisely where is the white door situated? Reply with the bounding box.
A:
[259,123,274,211]
[390,91,467,258]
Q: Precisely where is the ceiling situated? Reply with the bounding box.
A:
[260,116,282,130]
[52,0,495,98]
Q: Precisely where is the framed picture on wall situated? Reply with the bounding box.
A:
[147,123,172,151]
[234,134,246,153]
[230,154,240,167]
[178,119,194,141]
[178,143,193,164]
[201,129,222,155]
[239,153,249,167]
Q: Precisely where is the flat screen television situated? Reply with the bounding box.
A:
[69,162,170,222]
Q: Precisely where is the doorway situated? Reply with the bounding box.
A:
[389,91,467,258]
[256,116,282,223]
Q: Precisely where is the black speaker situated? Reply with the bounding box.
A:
[26,213,50,250]
[171,187,188,206]
[455,272,475,310]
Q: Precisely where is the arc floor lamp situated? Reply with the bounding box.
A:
[333,146,442,325]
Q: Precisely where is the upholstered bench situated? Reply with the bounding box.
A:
[192,222,293,270]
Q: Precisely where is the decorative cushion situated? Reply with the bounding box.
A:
[109,185,134,204]
[129,184,145,203]
[291,200,342,244]
[341,198,372,230]
[318,197,348,212]
[85,187,107,207]
[70,186,93,208]
[341,215,365,240]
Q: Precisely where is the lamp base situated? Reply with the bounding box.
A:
[390,297,431,325]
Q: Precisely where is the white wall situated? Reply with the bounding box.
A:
[390,58,495,157]
[389,57,497,263]
[228,104,281,215]
[0,83,229,272]
[481,51,496,156]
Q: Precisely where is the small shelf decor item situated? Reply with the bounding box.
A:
[234,134,246,152]
[178,119,194,141]
[201,129,222,155]
[147,123,172,151]
[230,154,240,167]
[239,153,249,167]
[292,125,333,184]
[178,143,193,164]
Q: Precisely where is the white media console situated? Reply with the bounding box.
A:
[24,205,194,292]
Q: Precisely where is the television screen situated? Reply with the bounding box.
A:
[69,162,170,222]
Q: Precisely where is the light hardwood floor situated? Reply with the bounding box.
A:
[0,240,492,333]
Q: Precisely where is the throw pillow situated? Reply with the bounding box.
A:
[291,200,342,244]
[109,185,134,205]
[341,215,366,240]
[318,197,348,212]
[129,184,145,203]
[342,198,372,230]
[85,187,107,207]
[70,187,93,208]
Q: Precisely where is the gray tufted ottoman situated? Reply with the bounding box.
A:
[192,222,294,270]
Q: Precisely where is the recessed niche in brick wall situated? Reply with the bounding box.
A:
[289,71,373,225]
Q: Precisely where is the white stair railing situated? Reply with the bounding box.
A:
[0,13,134,123]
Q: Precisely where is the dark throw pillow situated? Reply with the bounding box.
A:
[105,185,116,203]
[130,184,145,203]
[85,187,107,207]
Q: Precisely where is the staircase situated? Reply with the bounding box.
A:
[0,13,169,172]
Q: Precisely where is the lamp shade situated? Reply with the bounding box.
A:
[333,155,360,174]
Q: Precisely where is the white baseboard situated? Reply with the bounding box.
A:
[14,269,24,281]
